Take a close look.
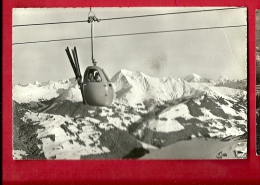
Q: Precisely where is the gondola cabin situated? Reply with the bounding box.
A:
[65,10,115,106]
[82,66,114,106]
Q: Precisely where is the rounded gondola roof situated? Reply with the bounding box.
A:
[86,65,104,71]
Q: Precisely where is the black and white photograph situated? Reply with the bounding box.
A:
[13,7,247,160]
[256,10,260,156]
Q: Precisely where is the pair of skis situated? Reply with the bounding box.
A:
[65,47,82,87]
[65,47,86,104]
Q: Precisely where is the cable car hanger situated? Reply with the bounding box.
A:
[87,7,100,66]
[65,8,115,107]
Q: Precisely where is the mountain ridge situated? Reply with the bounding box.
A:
[13,69,247,159]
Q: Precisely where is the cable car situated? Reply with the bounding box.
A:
[65,9,115,106]
[82,66,114,106]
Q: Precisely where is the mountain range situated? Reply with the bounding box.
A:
[13,70,247,159]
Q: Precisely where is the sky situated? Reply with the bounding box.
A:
[13,7,247,85]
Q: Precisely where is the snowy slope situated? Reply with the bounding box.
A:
[126,90,246,139]
[57,84,82,102]
[21,111,112,159]
[188,82,246,101]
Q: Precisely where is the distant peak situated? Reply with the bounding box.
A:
[192,73,201,77]
[118,69,143,77]
[119,69,135,75]
[219,75,228,78]
[184,73,211,83]
[120,69,130,73]
[34,81,41,85]
[218,75,229,80]
[185,73,201,78]
[184,73,202,81]
[47,80,53,84]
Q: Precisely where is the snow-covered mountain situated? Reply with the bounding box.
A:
[215,79,247,90]
[217,75,229,83]
[33,81,41,86]
[13,78,77,103]
[111,70,202,106]
[184,73,211,83]
[13,70,246,104]
[12,69,247,159]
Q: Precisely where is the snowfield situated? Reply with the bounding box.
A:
[22,112,110,159]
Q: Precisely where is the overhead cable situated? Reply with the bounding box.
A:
[13,7,241,27]
[13,24,246,45]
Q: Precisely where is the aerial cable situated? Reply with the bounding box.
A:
[12,24,246,45]
[100,7,240,21]
[12,7,241,27]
